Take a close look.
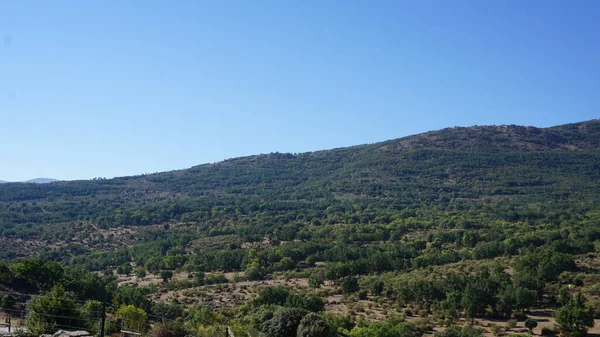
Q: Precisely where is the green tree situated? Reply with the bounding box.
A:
[152,302,184,321]
[370,280,385,296]
[340,277,359,294]
[297,313,331,337]
[116,305,148,333]
[554,293,594,337]
[116,263,133,275]
[160,270,173,283]
[255,287,290,306]
[26,285,85,335]
[187,305,215,328]
[82,300,104,334]
[525,319,538,333]
[135,267,146,279]
[261,307,308,337]
[308,272,325,289]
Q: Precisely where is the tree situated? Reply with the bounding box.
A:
[525,319,538,333]
[308,272,325,289]
[26,285,85,335]
[340,277,359,294]
[255,286,290,306]
[245,266,263,281]
[275,257,295,271]
[261,307,308,337]
[187,305,215,328]
[370,280,385,296]
[558,287,572,306]
[1,295,16,310]
[135,267,146,279]
[116,305,148,333]
[440,292,461,321]
[116,263,133,275]
[12,258,64,290]
[0,261,13,283]
[82,300,104,334]
[152,302,184,321]
[554,293,594,337]
[297,313,331,337]
[160,270,173,283]
[285,294,325,313]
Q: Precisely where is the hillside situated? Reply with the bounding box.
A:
[0,120,599,258]
[1,120,600,336]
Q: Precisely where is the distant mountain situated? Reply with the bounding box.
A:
[23,178,58,184]
[0,178,58,184]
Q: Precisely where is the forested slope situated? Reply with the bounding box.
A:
[1,120,600,337]
[0,120,598,245]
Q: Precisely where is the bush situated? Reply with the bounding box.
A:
[505,319,518,331]
[490,323,503,336]
[415,318,433,332]
[512,311,528,321]
[524,319,538,333]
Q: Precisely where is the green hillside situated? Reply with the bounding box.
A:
[1,120,599,246]
[1,120,600,337]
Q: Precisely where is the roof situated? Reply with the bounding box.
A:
[52,330,92,337]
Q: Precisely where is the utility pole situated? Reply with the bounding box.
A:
[100,302,106,337]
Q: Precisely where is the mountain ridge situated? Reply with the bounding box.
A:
[0,178,58,184]
[0,119,598,259]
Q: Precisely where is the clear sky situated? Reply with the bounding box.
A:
[1,1,598,181]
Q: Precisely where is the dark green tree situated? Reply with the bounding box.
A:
[261,307,308,337]
[554,293,594,337]
[297,312,331,337]
[340,277,359,294]
[525,319,538,333]
[160,270,173,283]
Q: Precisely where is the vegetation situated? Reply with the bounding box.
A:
[0,120,599,336]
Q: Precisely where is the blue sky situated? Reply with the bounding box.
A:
[1,1,598,181]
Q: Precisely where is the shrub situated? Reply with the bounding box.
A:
[490,323,503,336]
[524,319,538,333]
[505,319,518,331]
[512,311,528,321]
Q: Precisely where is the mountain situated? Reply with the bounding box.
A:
[23,178,58,184]
[1,120,599,332]
[0,120,598,261]
[0,178,58,184]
